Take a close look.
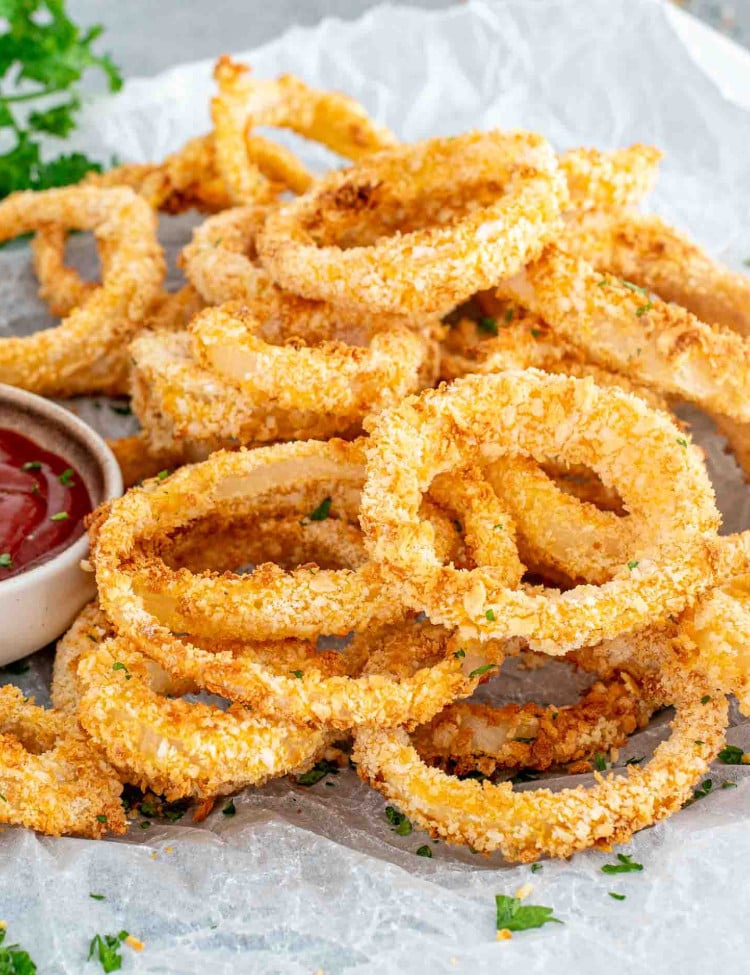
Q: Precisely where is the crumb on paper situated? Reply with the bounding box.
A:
[497,929,513,941]
[125,935,144,952]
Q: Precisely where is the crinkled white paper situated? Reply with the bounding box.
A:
[2,1,750,971]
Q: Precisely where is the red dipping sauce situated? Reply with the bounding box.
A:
[0,428,92,581]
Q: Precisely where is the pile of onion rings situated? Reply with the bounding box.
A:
[1,55,747,862]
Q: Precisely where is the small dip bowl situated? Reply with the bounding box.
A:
[0,383,122,664]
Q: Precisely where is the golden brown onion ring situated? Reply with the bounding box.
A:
[361,370,722,651]
[0,684,126,837]
[258,130,566,315]
[0,186,164,396]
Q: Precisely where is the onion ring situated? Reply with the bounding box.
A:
[559,145,662,212]
[498,243,750,422]
[353,628,727,861]
[258,130,566,315]
[0,186,164,396]
[211,56,397,205]
[361,370,721,651]
[0,684,126,837]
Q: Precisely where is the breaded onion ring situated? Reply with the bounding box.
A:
[0,186,164,396]
[76,638,330,801]
[0,684,126,837]
[561,208,750,336]
[353,630,727,861]
[559,145,662,212]
[361,370,721,651]
[211,56,397,205]
[258,130,566,315]
[413,665,657,776]
[499,244,750,422]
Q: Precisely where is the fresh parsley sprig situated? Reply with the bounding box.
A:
[0,0,122,198]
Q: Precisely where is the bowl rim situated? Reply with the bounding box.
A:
[0,382,123,593]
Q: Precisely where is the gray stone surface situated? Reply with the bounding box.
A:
[67,0,748,80]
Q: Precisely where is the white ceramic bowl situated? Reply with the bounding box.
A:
[0,383,122,664]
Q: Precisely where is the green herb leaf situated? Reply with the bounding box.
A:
[296,759,340,786]
[601,853,643,874]
[635,302,653,317]
[416,845,432,858]
[87,930,129,973]
[0,927,37,974]
[308,496,332,521]
[478,316,498,335]
[468,663,496,679]
[109,402,132,416]
[594,752,607,771]
[504,307,515,323]
[89,893,105,901]
[718,745,745,765]
[0,553,11,568]
[96,814,108,823]
[485,609,496,622]
[112,661,132,680]
[609,892,626,901]
[222,799,236,817]
[385,805,412,835]
[530,863,543,873]
[21,461,41,471]
[495,894,562,933]
[50,511,69,521]
[58,467,75,486]
[621,279,649,296]
[627,560,639,570]
[453,648,466,659]
[700,695,711,705]
[691,778,713,802]
[677,437,688,448]
[156,469,170,480]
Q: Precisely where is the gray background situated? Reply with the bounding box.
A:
[68,0,749,79]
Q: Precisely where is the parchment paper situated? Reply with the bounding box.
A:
[1,1,750,971]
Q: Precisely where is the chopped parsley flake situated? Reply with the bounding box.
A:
[385,805,412,836]
[89,893,105,901]
[495,893,562,934]
[485,609,496,622]
[416,845,433,858]
[109,402,132,416]
[96,815,108,823]
[594,752,608,771]
[701,695,711,704]
[478,316,498,335]
[296,759,340,786]
[530,863,543,873]
[50,511,70,521]
[609,892,626,901]
[58,468,75,486]
[112,661,132,680]
[453,648,466,659]
[621,279,649,296]
[493,523,504,531]
[289,670,304,679]
[0,553,11,569]
[88,930,129,973]
[308,496,332,521]
[504,307,515,323]
[601,853,643,874]
[21,461,41,471]
[691,778,713,802]
[718,745,745,765]
[222,800,236,817]
[0,928,36,974]
[635,302,653,317]
[468,663,497,679]
[627,560,639,570]
[677,438,688,447]
[722,781,737,789]
[596,278,609,287]
[530,328,542,338]
[625,757,644,766]
[156,469,170,480]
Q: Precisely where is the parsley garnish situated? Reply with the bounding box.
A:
[530,328,542,338]
[700,695,711,704]
[485,609,496,622]
[0,553,12,569]
[495,893,562,934]
[50,511,69,521]
[453,648,466,659]
[677,437,688,447]
[0,928,36,974]
[96,814,108,823]
[21,461,41,471]
[296,759,340,786]
[468,663,497,679]
[504,307,515,323]
[530,863,543,873]
[722,781,737,789]
[601,853,643,874]
[594,752,608,771]
[222,799,236,817]
[596,278,609,287]
[718,745,745,765]
[87,931,129,973]
[289,669,303,679]
[385,805,412,836]
[58,468,75,486]
[691,778,713,802]
[156,469,170,480]
[635,302,653,317]
[478,316,498,335]
[308,496,331,521]
[621,280,649,296]
[89,893,105,901]
[627,560,639,570]
[416,845,432,857]
[0,1,122,199]
[112,661,132,680]
[625,757,644,766]
[609,892,626,901]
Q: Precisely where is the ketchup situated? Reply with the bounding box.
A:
[0,428,92,581]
